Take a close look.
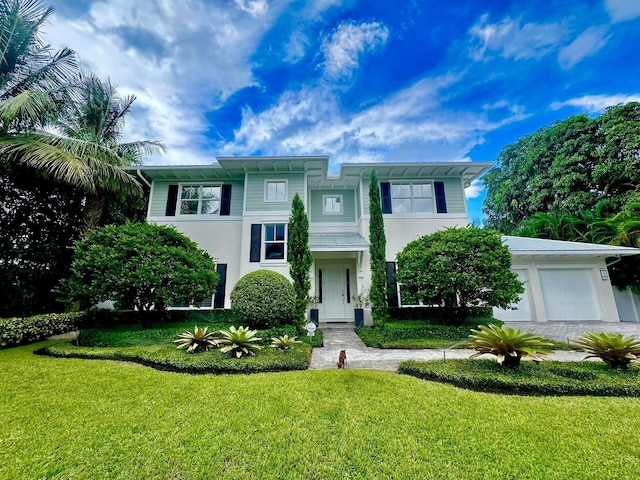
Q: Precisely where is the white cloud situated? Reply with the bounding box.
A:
[464,179,484,199]
[469,14,568,61]
[551,94,640,112]
[221,73,527,165]
[44,0,295,165]
[605,0,640,22]
[235,0,269,18]
[321,21,390,80]
[558,26,610,69]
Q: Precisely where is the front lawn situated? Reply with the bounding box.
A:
[399,359,640,396]
[357,318,571,350]
[40,322,320,374]
[2,343,640,479]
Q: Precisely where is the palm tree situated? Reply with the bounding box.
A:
[57,71,165,229]
[0,0,153,197]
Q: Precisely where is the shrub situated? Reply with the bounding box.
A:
[396,227,523,325]
[230,270,295,328]
[217,326,262,358]
[0,312,84,348]
[387,306,493,324]
[571,331,640,370]
[43,342,312,374]
[58,223,219,311]
[468,324,553,368]
[173,326,219,353]
[399,359,640,397]
[270,334,302,350]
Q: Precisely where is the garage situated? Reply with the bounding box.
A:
[538,269,600,321]
[496,236,640,323]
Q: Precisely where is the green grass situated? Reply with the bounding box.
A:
[356,318,572,350]
[3,343,640,479]
[399,359,640,396]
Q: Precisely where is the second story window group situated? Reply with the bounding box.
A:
[180,185,221,215]
[391,183,433,213]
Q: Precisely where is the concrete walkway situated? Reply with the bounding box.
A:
[309,322,640,371]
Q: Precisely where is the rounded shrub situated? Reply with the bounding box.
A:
[230,270,295,329]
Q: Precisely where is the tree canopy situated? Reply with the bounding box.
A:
[483,103,640,233]
[396,227,523,318]
[59,223,219,311]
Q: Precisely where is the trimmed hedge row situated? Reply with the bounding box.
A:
[356,317,501,349]
[40,342,312,374]
[77,322,323,348]
[399,359,640,396]
[0,312,85,348]
[388,306,493,323]
[1,309,240,349]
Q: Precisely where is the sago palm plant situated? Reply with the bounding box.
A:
[571,331,640,370]
[270,334,302,350]
[217,326,262,358]
[468,324,553,368]
[173,325,218,354]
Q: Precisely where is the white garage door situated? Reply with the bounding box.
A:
[494,270,532,321]
[539,269,600,321]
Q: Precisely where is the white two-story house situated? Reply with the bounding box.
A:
[134,156,640,324]
[133,156,491,323]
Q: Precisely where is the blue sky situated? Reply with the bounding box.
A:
[44,0,640,222]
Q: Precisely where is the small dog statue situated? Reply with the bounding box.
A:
[337,349,347,369]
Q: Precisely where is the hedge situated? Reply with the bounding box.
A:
[0,312,85,348]
[399,359,640,396]
[40,342,312,375]
[388,306,493,323]
[0,309,238,349]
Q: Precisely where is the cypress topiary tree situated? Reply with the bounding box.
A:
[288,193,313,325]
[369,169,388,325]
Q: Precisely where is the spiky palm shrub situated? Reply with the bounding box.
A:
[173,326,218,353]
[571,331,640,370]
[217,326,262,358]
[270,334,302,350]
[468,324,553,368]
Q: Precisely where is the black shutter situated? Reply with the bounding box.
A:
[165,184,178,216]
[434,181,447,213]
[386,262,399,308]
[213,264,227,308]
[380,182,392,214]
[250,224,262,262]
[220,184,232,216]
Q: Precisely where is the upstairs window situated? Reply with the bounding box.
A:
[265,180,287,202]
[264,223,286,260]
[391,183,433,213]
[179,185,221,215]
[323,195,343,214]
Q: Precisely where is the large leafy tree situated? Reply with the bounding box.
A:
[369,169,387,324]
[287,193,312,325]
[484,103,640,233]
[0,162,84,317]
[59,223,220,311]
[396,227,523,322]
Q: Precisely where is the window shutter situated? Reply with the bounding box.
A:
[386,262,399,308]
[220,184,232,216]
[380,182,392,214]
[213,264,227,308]
[165,184,178,216]
[434,181,447,213]
[250,224,262,262]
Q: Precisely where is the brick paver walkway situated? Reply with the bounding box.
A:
[309,322,640,371]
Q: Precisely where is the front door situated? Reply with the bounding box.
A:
[321,265,349,320]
